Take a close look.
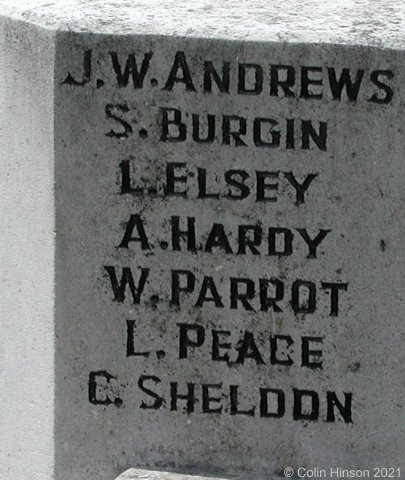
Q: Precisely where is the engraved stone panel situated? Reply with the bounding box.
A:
[1,2,404,480]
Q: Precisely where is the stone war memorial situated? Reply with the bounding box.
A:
[0,1,404,479]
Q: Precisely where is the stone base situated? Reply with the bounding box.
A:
[116,469,284,480]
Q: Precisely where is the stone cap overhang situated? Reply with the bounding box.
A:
[0,0,404,50]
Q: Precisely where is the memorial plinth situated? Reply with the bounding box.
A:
[0,1,404,480]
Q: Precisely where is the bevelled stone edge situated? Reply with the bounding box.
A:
[116,469,285,480]
[0,0,404,49]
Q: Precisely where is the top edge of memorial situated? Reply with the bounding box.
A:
[1,0,404,50]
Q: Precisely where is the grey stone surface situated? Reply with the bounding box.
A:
[0,15,55,480]
[1,2,405,480]
[1,0,405,48]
